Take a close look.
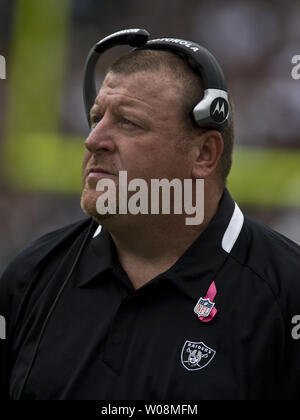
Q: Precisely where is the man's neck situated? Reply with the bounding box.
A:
[101,189,222,290]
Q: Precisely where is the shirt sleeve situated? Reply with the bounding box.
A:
[0,260,20,400]
[0,234,56,400]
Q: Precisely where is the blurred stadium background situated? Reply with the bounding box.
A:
[0,0,299,274]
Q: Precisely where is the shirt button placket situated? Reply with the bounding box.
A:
[102,296,136,375]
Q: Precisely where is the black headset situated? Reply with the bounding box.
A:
[83,28,231,131]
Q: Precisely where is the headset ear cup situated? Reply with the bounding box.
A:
[193,89,230,131]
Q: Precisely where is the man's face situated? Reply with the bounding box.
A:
[81,70,195,222]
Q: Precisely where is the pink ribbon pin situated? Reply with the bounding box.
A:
[194,281,218,323]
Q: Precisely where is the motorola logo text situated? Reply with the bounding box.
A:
[291,55,300,80]
[0,55,6,80]
[149,38,199,52]
[0,315,6,340]
[291,315,300,340]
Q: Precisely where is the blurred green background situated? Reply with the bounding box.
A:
[0,0,299,272]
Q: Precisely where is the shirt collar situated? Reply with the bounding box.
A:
[158,188,244,301]
[77,188,244,301]
[76,226,117,287]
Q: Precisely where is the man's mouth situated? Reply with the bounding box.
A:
[87,167,116,180]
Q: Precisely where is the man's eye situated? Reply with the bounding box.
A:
[120,118,140,128]
[121,118,134,126]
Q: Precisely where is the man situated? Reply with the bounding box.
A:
[0,45,300,400]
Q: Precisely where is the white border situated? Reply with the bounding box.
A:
[222,203,244,253]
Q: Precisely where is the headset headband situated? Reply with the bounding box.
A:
[83,28,231,131]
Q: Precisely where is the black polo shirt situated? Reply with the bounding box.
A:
[1,189,300,400]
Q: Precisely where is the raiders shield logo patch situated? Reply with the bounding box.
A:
[181,340,216,371]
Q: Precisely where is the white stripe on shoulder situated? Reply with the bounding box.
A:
[93,225,102,238]
[222,203,244,253]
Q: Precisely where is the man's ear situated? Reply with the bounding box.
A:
[191,130,224,179]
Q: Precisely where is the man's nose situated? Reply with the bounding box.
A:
[84,115,116,154]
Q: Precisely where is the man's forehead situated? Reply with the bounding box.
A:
[96,70,181,108]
